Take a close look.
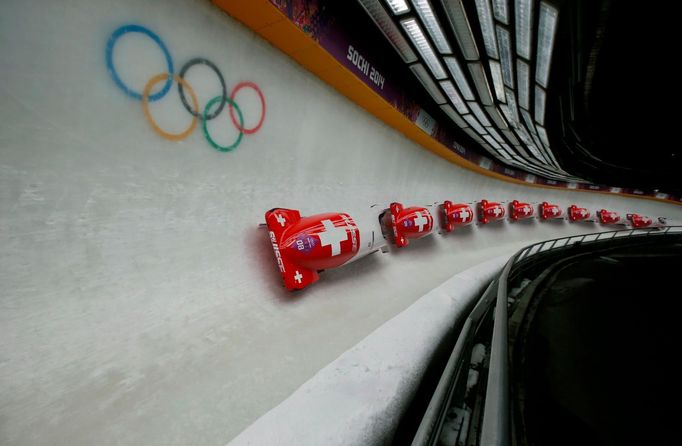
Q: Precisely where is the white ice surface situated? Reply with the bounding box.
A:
[227,256,505,446]
[1,0,681,445]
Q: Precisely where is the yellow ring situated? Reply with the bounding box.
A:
[142,73,198,141]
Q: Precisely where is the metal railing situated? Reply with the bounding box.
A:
[410,280,498,446]
[479,225,682,446]
[410,225,682,446]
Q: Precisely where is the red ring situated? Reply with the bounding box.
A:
[229,81,266,135]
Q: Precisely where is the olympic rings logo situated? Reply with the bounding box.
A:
[105,24,266,151]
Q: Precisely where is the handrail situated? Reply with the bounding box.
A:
[479,225,682,446]
[411,280,498,446]
[409,226,681,446]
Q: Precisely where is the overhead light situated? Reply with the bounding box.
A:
[497,148,512,160]
[357,0,417,63]
[487,126,505,144]
[463,113,487,134]
[527,144,548,164]
[500,143,517,160]
[439,0,480,60]
[534,85,546,125]
[517,59,530,109]
[492,0,509,24]
[545,152,560,170]
[440,80,468,113]
[536,2,559,88]
[401,18,447,79]
[537,150,553,167]
[469,102,492,126]
[508,158,526,169]
[523,154,551,170]
[530,131,546,157]
[502,129,519,145]
[536,125,550,147]
[540,142,561,168]
[536,125,560,167]
[531,136,557,168]
[468,63,494,106]
[411,0,452,53]
[496,26,514,88]
[489,60,505,102]
[485,105,508,129]
[385,0,410,14]
[410,64,447,104]
[504,88,520,125]
[474,0,499,58]
[515,0,533,60]
[463,126,486,144]
[522,165,567,181]
[499,104,516,128]
[531,141,551,167]
[440,104,468,127]
[513,124,532,145]
[443,57,475,100]
[483,134,501,149]
[520,108,536,135]
[517,157,550,172]
[511,155,563,180]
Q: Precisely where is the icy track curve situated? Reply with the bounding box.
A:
[1,0,681,445]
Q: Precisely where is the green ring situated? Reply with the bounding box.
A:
[202,95,244,152]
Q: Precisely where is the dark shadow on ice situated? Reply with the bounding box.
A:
[386,232,439,256]
[317,250,384,286]
[511,217,538,226]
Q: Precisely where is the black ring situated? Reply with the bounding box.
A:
[177,58,227,120]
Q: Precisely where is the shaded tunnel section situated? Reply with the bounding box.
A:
[512,240,682,445]
[376,229,682,446]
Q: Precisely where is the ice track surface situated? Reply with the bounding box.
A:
[1,0,680,445]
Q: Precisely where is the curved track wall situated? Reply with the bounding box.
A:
[1,1,680,445]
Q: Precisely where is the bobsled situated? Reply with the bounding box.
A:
[540,201,563,220]
[264,208,387,290]
[381,202,434,247]
[478,200,505,224]
[442,201,474,232]
[509,200,534,220]
[597,209,621,225]
[626,213,653,228]
[568,204,591,222]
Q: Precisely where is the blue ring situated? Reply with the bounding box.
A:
[106,25,174,101]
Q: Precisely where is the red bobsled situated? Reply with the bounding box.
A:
[626,213,653,228]
[568,205,590,222]
[478,200,505,224]
[382,202,434,247]
[597,209,621,224]
[264,208,386,290]
[540,202,563,220]
[442,201,474,232]
[509,200,534,220]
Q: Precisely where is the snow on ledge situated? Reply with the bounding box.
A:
[227,256,508,446]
